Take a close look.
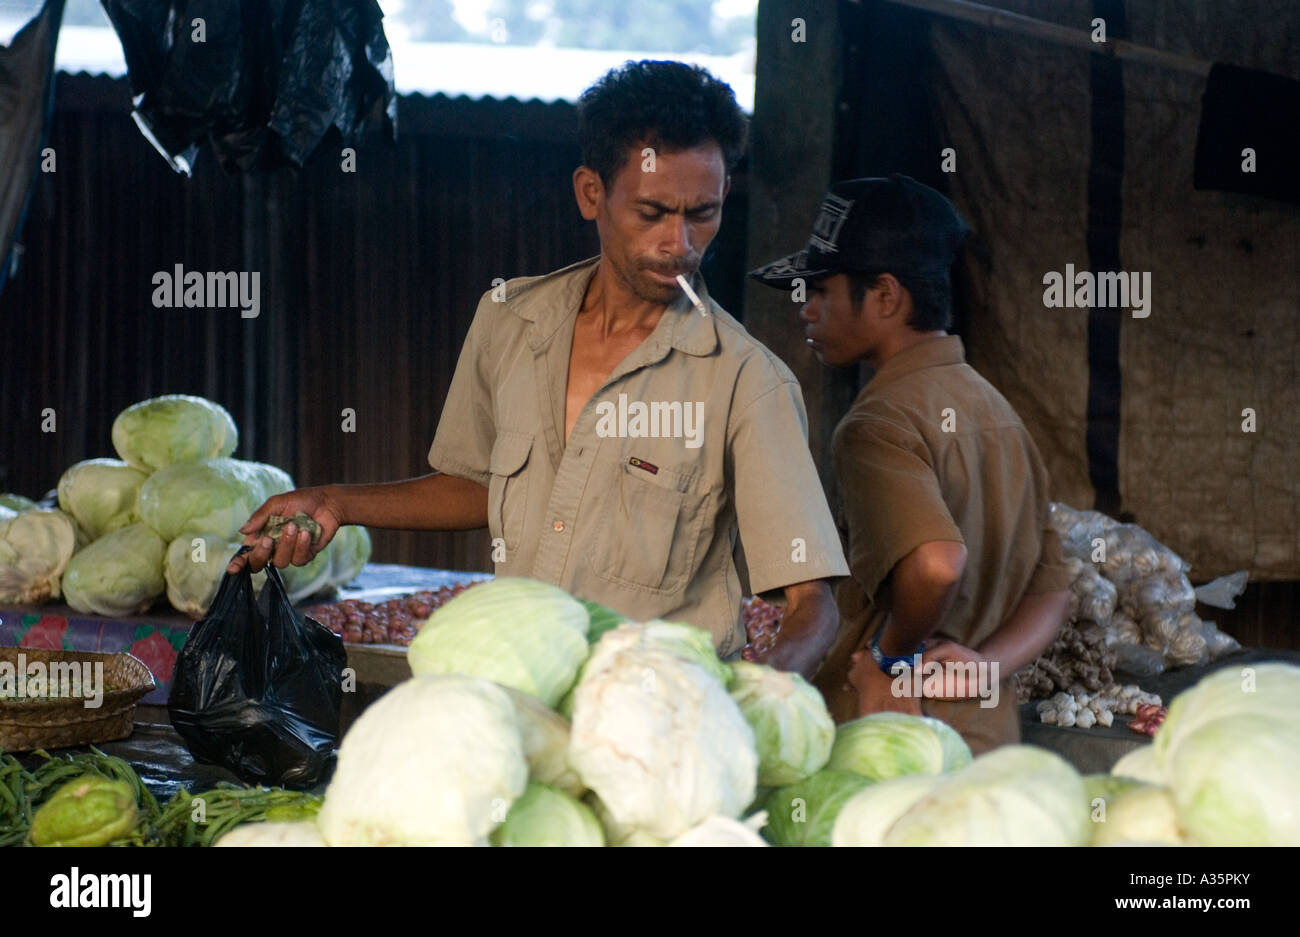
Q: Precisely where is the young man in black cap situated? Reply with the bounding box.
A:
[750,174,1072,753]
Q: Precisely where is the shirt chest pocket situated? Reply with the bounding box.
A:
[488,431,532,553]
[588,461,708,595]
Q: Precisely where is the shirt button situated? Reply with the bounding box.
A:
[553,521,565,532]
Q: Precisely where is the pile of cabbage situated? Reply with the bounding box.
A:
[0,395,371,617]
[222,576,1300,848]
[1096,662,1300,846]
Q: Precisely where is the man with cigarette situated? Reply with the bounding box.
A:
[231,61,849,676]
[749,175,1072,751]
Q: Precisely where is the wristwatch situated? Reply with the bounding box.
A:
[870,631,924,676]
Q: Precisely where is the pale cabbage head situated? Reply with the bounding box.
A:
[214,821,326,847]
[1110,745,1166,786]
[831,774,943,846]
[826,711,971,781]
[408,577,589,707]
[764,770,873,847]
[317,675,527,846]
[490,782,604,847]
[1153,662,1300,766]
[112,394,238,472]
[728,661,834,786]
[138,458,285,542]
[57,459,149,540]
[62,523,167,616]
[165,533,266,618]
[669,814,768,847]
[880,745,1090,846]
[567,647,757,841]
[0,508,77,604]
[1167,713,1300,846]
[1091,786,1185,846]
[503,687,585,797]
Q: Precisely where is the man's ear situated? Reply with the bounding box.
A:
[875,273,908,319]
[573,166,603,221]
[722,174,732,200]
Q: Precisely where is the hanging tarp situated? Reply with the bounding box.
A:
[924,0,1300,580]
[0,0,65,297]
[101,0,397,174]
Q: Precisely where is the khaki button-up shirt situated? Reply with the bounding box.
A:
[428,255,849,656]
[816,335,1071,723]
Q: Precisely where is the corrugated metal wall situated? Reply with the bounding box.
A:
[0,74,750,572]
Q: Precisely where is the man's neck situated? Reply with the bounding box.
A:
[867,329,948,370]
[581,258,668,338]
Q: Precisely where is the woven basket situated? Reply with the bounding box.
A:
[0,648,155,752]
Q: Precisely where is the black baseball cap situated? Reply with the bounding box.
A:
[748,174,971,289]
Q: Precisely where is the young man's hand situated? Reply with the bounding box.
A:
[848,650,923,717]
[919,639,989,699]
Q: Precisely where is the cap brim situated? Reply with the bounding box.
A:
[747,250,831,289]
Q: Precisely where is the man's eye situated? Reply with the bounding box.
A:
[689,209,718,221]
[639,212,663,222]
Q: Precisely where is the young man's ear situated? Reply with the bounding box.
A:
[874,273,907,319]
[573,166,604,221]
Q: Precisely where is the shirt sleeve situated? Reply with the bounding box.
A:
[834,415,964,603]
[727,379,849,594]
[1023,527,1073,595]
[427,293,496,487]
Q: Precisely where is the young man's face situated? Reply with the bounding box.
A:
[579,142,730,305]
[800,273,877,367]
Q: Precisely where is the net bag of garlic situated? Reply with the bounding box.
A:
[1014,504,1242,705]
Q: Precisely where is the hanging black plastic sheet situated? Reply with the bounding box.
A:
[0,0,65,297]
[101,0,397,174]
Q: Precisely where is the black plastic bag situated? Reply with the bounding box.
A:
[101,0,397,174]
[168,546,347,788]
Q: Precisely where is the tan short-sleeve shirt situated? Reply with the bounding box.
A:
[816,335,1071,721]
[428,256,849,656]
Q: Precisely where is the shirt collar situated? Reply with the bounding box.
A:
[519,255,718,358]
[864,334,966,394]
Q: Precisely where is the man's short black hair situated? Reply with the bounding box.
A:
[847,271,953,333]
[577,60,749,190]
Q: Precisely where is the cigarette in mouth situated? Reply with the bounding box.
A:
[675,274,709,316]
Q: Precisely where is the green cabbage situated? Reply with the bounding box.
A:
[728,661,835,786]
[279,539,337,604]
[763,770,872,847]
[57,459,149,539]
[582,620,733,689]
[62,523,167,616]
[0,493,38,513]
[1083,773,1150,813]
[137,458,287,542]
[579,598,627,643]
[1154,662,1300,765]
[111,394,238,472]
[407,577,589,707]
[1111,745,1165,786]
[826,711,971,781]
[490,782,604,846]
[831,774,944,846]
[879,745,1090,846]
[165,533,265,618]
[0,508,78,604]
[328,525,372,587]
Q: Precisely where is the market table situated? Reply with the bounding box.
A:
[0,563,493,704]
[1019,647,1300,773]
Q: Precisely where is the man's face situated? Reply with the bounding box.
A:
[580,142,730,305]
[800,273,876,367]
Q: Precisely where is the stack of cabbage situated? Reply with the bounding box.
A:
[1095,662,1300,846]
[0,395,371,618]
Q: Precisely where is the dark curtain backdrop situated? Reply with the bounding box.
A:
[0,74,750,574]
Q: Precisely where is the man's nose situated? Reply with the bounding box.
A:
[799,298,818,324]
[662,215,693,257]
